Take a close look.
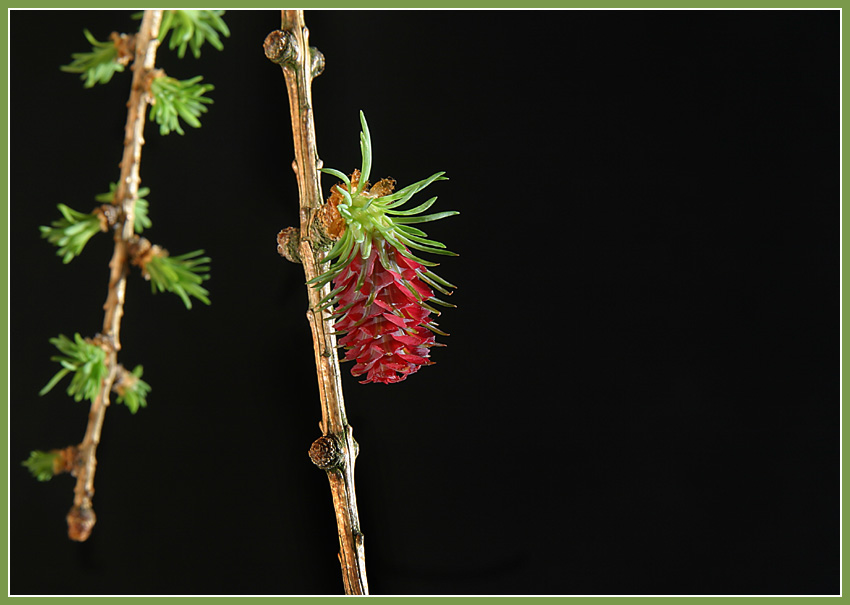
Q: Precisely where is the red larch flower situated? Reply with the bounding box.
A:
[312,112,457,384]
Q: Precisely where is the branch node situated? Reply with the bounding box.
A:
[264,30,298,66]
[57,445,79,475]
[309,435,344,471]
[113,364,136,396]
[110,31,136,66]
[94,204,119,232]
[127,236,155,270]
[143,68,165,97]
[90,332,117,354]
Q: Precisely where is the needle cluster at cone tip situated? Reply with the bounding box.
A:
[312,111,458,384]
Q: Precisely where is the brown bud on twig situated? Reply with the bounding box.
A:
[143,68,165,104]
[95,204,121,232]
[264,30,298,66]
[309,435,344,470]
[89,332,117,354]
[113,365,139,398]
[277,227,302,263]
[127,237,156,272]
[110,31,136,66]
[51,445,79,476]
[67,505,96,542]
[310,46,325,78]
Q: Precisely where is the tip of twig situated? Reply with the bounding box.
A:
[67,505,96,542]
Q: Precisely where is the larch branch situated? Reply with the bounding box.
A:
[265,9,368,595]
[67,9,163,542]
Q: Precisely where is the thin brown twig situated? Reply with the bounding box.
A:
[66,9,163,542]
[265,10,369,595]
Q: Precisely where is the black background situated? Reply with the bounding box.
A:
[10,9,839,596]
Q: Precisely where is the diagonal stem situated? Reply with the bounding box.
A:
[66,9,163,542]
[266,10,369,595]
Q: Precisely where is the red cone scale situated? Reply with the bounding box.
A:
[333,244,438,384]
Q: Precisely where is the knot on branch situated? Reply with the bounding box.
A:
[264,30,298,66]
[67,505,96,542]
[277,227,302,263]
[309,435,344,470]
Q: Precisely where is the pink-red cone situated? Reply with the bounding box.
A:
[332,243,439,384]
